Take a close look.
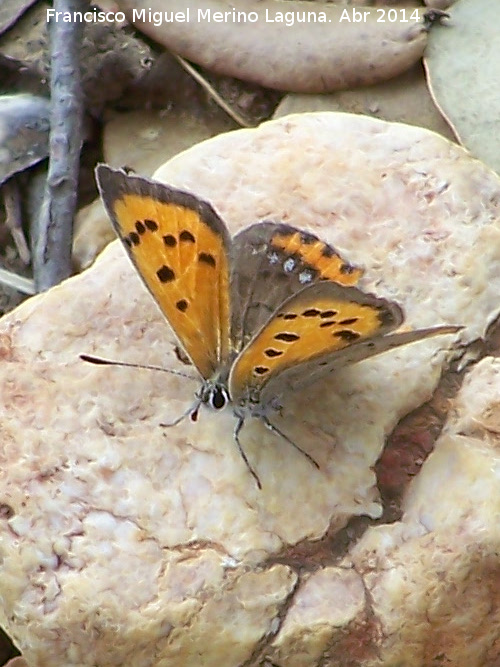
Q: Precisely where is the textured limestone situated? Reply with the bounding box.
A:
[1,113,500,665]
[344,357,500,666]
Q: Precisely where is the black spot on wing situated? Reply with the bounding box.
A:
[135,221,146,235]
[180,230,195,243]
[340,263,356,274]
[127,231,140,246]
[163,234,177,247]
[264,348,283,358]
[274,332,300,342]
[198,252,216,267]
[176,299,188,312]
[144,219,158,231]
[298,231,317,244]
[333,330,361,342]
[157,265,175,283]
[321,244,335,258]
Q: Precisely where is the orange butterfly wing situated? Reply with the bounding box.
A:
[96,166,231,380]
[229,280,459,404]
[229,222,364,352]
[229,280,401,401]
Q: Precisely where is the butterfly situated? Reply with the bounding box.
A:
[90,165,461,488]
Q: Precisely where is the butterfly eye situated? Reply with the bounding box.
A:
[209,386,230,410]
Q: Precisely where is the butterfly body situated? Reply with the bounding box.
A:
[95,165,460,487]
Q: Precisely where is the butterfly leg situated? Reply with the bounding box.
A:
[261,416,320,471]
[160,400,201,428]
[233,417,262,490]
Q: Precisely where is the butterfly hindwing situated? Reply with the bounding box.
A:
[96,166,231,380]
[230,222,364,353]
[258,324,460,405]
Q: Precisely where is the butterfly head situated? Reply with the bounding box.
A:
[197,377,231,412]
[196,372,267,420]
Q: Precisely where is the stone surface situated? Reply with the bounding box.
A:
[103,108,235,177]
[1,113,500,665]
[344,356,500,666]
[274,64,456,142]
[425,0,500,174]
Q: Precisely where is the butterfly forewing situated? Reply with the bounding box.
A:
[230,222,364,353]
[96,166,231,380]
[228,280,403,402]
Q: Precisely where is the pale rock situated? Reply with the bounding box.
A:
[0,113,499,665]
[344,356,500,665]
[270,567,365,666]
[72,198,114,271]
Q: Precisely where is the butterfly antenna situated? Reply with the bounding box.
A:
[80,354,198,381]
[234,417,262,490]
[262,416,320,470]
[160,400,201,428]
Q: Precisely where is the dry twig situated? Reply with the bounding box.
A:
[3,180,30,265]
[33,0,84,291]
[0,268,35,295]
[174,55,254,128]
